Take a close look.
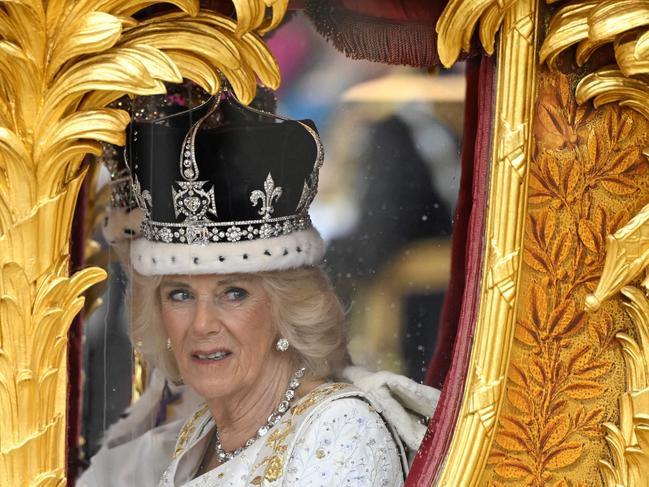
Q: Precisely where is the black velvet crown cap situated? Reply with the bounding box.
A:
[127,97,327,276]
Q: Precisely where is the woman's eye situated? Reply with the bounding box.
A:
[223,287,248,301]
[167,289,192,302]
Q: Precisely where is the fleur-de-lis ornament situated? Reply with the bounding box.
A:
[251,173,283,220]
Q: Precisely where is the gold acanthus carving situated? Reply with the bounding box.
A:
[232,0,288,36]
[576,69,649,124]
[440,0,649,74]
[584,204,649,483]
[586,203,649,313]
[540,1,649,124]
[0,0,285,484]
[597,286,649,486]
[540,1,649,485]
[437,0,519,68]
[541,1,649,73]
[434,0,538,484]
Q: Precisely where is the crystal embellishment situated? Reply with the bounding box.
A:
[295,180,313,214]
[251,172,283,220]
[213,367,306,464]
[183,196,201,212]
[172,181,217,222]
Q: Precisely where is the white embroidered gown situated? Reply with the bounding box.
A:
[79,383,406,486]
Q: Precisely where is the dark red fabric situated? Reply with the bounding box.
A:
[340,0,442,21]
[406,54,495,485]
[66,174,88,485]
[303,0,447,67]
[425,59,481,389]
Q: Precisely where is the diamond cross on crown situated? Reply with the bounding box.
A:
[172,180,218,222]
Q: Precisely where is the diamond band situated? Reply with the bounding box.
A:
[142,213,312,245]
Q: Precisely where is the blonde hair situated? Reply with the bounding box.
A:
[128,267,349,381]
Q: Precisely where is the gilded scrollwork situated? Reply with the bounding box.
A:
[0,0,285,483]
[540,1,649,122]
[586,203,649,314]
[597,285,649,486]
[537,1,649,485]
[435,1,539,485]
[541,1,649,72]
[232,0,288,36]
[438,0,649,484]
[437,0,522,67]
[582,201,649,485]
[576,69,649,123]
[484,69,649,485]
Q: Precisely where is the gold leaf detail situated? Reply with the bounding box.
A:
[488,67,649,485]
[0,0,289,480]
[514,320,539,348]
[493,456,534,480]
[263,455,284,482]
[437,1,539,484]
[545,441,583,470]
[494,430,528,453]
[563,379,605,399]
[506,387,533,414]
[540,415,570,453]
[437,0,518,67]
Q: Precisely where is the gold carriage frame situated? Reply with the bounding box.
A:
[1,0,649,485]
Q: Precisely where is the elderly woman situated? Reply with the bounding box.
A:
[79,89,437,486]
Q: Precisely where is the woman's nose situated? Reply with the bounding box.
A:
[191,298,222,335]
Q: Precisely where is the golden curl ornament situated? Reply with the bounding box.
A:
[0,0,284,484]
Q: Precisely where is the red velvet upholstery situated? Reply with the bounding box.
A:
[425,56,480,389]
[303,0,447,67]
[407,54,495,484]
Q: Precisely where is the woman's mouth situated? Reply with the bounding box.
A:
[192,350,232,361]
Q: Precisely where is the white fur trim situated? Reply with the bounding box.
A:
[101,207,145,244]
[131,227,325,275]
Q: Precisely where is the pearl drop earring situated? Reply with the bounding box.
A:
[166,338,172,351]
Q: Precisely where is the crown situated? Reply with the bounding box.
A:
[126,86,326,275]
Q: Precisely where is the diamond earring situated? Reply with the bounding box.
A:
[275,337,289,352]
[166,338,172,351]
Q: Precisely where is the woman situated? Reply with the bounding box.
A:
[80,88,437,486]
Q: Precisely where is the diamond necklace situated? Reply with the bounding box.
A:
[214,367,306,463]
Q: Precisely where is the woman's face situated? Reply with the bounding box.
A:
[159,273,285,401]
